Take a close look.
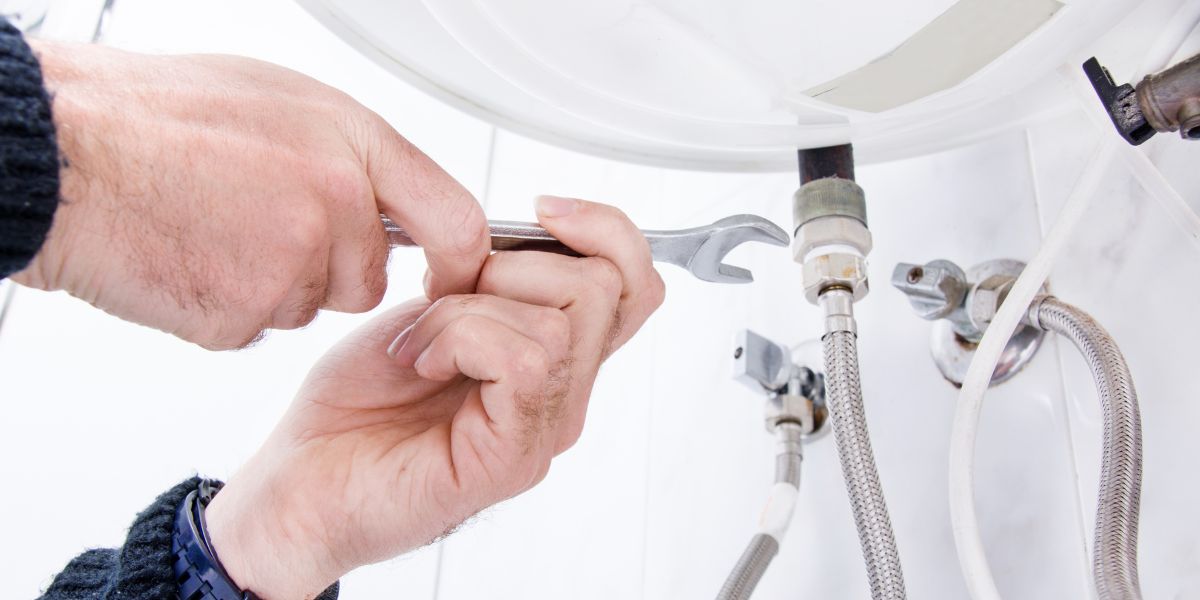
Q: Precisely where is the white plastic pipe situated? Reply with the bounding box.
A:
[948,136,1116,600]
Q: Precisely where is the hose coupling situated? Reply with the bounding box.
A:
[819,287,857,336]
[793,178,872,305]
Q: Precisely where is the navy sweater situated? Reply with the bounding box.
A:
[2,21,338,600]
[0,18,58,279]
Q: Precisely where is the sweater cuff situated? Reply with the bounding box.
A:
[40,477,341,600]
[40,477,203,599]
[0,18,60,279]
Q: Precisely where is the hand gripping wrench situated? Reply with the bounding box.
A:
[382,214,789,284]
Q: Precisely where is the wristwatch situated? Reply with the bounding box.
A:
[172,480,260,600]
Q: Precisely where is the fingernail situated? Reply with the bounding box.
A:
[412,347,431,373]
[536,196,577,218]
[387,325,413,359]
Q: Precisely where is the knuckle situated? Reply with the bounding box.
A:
[262,281,295,316]
[286,207,329,254]
[581,258,623,300]
[429,294,475,314]
[530,459,552,487]
[446,314,480,342]
[353,264,389,313]
[318,160,373,208]
[557,422,585,454]
[442,200,488,257]
[511,343,551,379]
[647,271,667,308]
[476,252,513,293]
[536,309,572,356]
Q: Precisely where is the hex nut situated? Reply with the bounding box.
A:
[766,393,815,434]
[803,253,869,304]
[967,274,1015,333]
[793,216,873,262]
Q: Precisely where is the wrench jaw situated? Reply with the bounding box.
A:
[686,216,790,283]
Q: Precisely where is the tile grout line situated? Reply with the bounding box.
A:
[1023,126,1097,599]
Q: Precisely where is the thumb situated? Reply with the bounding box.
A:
[362,122,489,299]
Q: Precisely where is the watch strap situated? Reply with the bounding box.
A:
[172,480,259,600]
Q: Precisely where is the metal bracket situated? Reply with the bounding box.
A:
[733,329,828,439]
[891,258,1046,387]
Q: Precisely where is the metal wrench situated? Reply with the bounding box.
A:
[381,214,789,283]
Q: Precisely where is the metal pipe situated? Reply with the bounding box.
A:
[1028,297,1143,600]
[798,144,856,184]
[1137,52,1200,139]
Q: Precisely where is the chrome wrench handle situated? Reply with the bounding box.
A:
[383,216,581,256]
[380,213,789,284]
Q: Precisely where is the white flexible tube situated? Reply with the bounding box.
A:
[948,137,1117,600]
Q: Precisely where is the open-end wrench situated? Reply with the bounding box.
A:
[382,214,789,283]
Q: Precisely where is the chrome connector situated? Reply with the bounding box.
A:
[819,287,857,336]
[892,258,1046,386]
[802,252,869,305]
[733,329,828,438]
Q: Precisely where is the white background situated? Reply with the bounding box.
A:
[3,1,1200,598]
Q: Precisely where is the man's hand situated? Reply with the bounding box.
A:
[203,198,665,600]
[12,42,489,349]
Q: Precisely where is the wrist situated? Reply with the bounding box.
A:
[204,465,342,600]
[12,40,86,293]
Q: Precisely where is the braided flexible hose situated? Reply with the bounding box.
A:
[1033,297,1143,600]
[717,534,780,600]
[716,423,803,600]
[824,329,907,600]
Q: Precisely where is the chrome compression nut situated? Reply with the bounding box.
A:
[766,393,817,435]
[802,253,869,304]
[967,273,1016,335]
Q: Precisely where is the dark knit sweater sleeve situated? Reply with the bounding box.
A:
[39,478,202,600]
[0,18,59,279]
[39,477,340,600]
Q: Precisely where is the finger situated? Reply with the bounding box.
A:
[269,275,326,330]
[413,314,568,457]
[533,196,665,352]
[359,118,489,299]
[268,242,330,330]
[475,250,624,454]
[388,294,570,369]
[322,165,390,313]
[475,250,623,360]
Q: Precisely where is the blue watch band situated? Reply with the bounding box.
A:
[172,480,259,600]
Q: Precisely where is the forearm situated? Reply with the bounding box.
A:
[0,19,60,280]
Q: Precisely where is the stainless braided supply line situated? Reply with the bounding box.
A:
[716,423,803,600]
[1031,297,1143,600]
[824,328,907,600]
[717,534,780,600]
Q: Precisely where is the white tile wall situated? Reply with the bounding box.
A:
[3,1,1199,599]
